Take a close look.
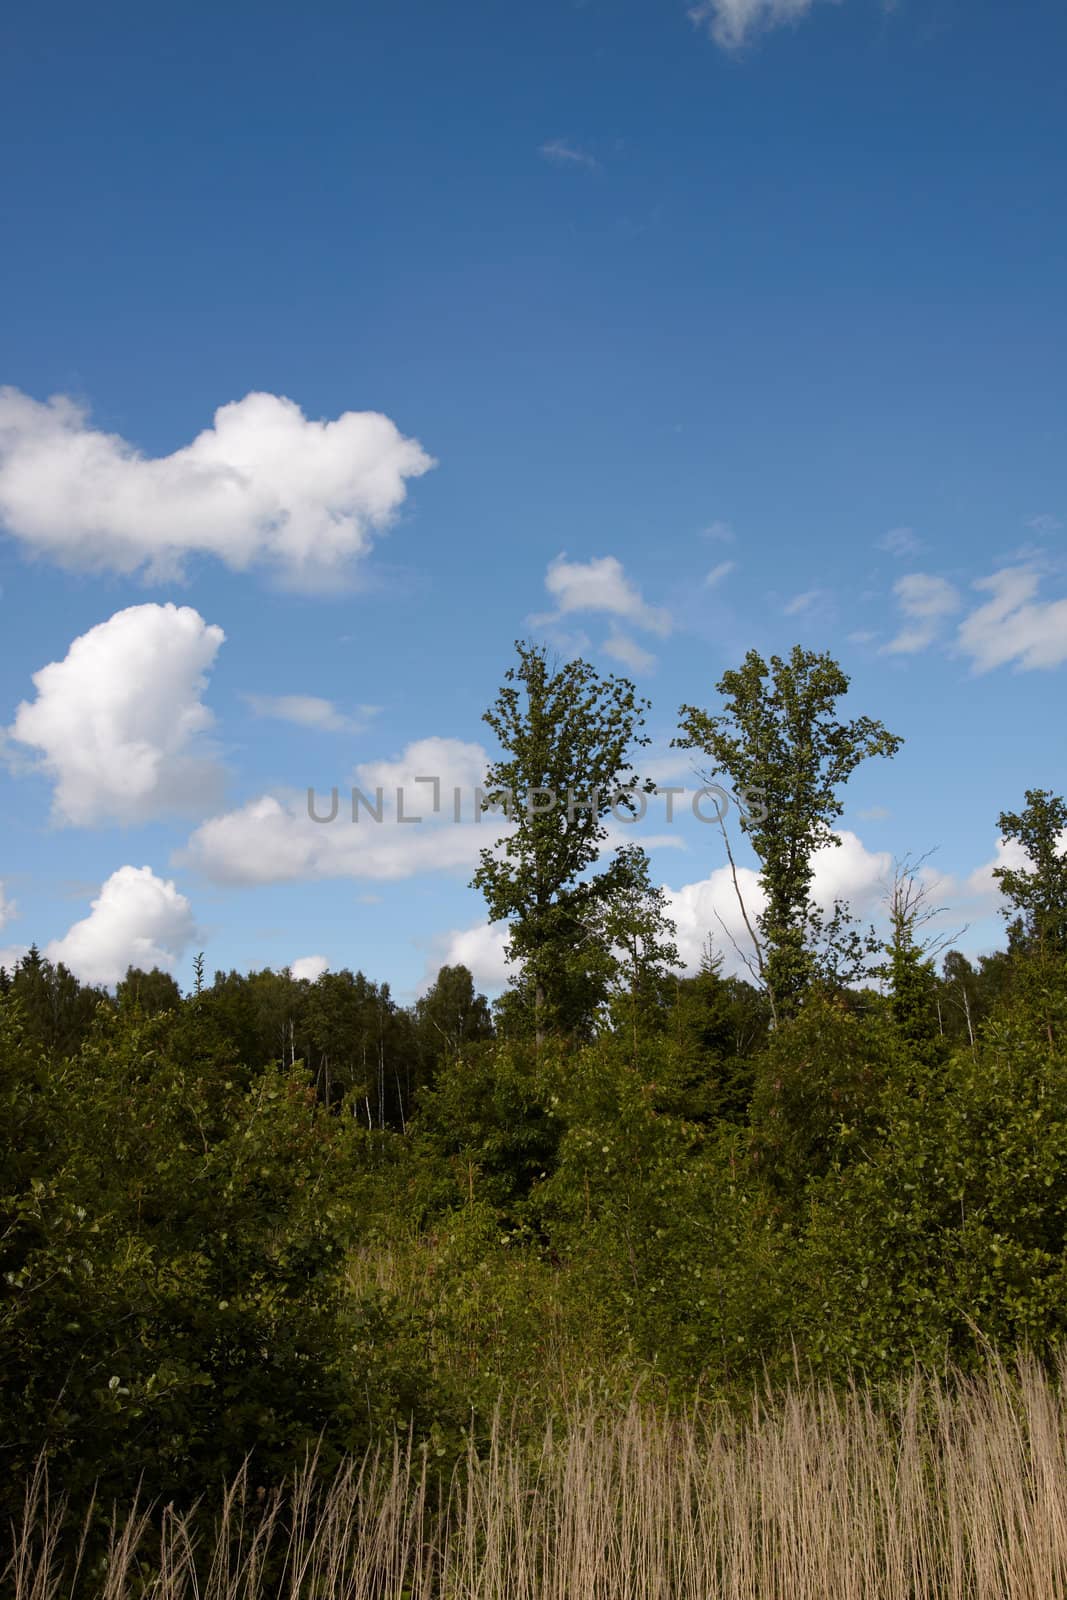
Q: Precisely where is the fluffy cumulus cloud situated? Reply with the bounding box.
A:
[183,736,499,886]
[0,388,434,588]
[956,567,1067,673]
[534,555,671,636]
[8,603,225,825]
[965,826,1067,908]
[665,828,893,974]
[46,865,196,987]
[433,920,515,991]
[689,0,843,51]
[290,954,330,982]
[965,835,1030,906]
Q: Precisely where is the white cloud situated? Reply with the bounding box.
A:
[643,748,699,786]
[0,388,434,589]
[290,954,330,982]
[539,139,599,172]
[1026,513,1062,535]
[183,736,498,886]
[353,736,489,801]
[46,865,196,987]
[689,0,843,51]
[666,861,766,975]
[704,560,736,588]
[848,630,878,645]
[883,572,961,655]
[432,920,515,991]
[8,603,225,825]
[956,567,1067,673]
[965,836,1030,907]
[603,631,656,673]
[532,555,672,637]
[965,829,1067,907]
[666,829,892,975]
[810,829,893,912]
[242,694,378,734]
[0,882,14,929]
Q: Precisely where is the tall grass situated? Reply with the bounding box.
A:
[8,1353,1067,1599]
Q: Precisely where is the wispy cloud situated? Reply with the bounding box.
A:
[242,694,379,735]
[531,555,671,671]
[957,567,1067,673]
[701,519,736,543]
[539,139,599,172]
[877,526,922,558]
[704,560,736,589]
[883,572,961,655]
[783,588,821,616]
[688,0,844,52]
[603,631,656,674]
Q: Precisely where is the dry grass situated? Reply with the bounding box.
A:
[8,1352,1067,1598]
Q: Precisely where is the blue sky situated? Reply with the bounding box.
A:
[1,0,1064,997]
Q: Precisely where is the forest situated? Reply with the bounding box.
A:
[4,641,1067,1595]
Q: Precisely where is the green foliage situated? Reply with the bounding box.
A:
[676,646,902,1017]
[794,1022,1067,1379]
[594,845,682,1053]
[0,995,371,1516]
[995,788,1067,955]
[4,946,105,1057]
[115,964,183,1016]
[472,640,651,1041]
[414,963,494,1090]
[413,1039,563,1215]
[667,943,768,1122]
[748,988,904,1196]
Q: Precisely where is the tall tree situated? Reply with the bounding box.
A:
[675,646,902,1019]
[993,789,1067,1047]
[415,963,493,1088]
[994,789,1067,956]
[472,641,651,1044]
